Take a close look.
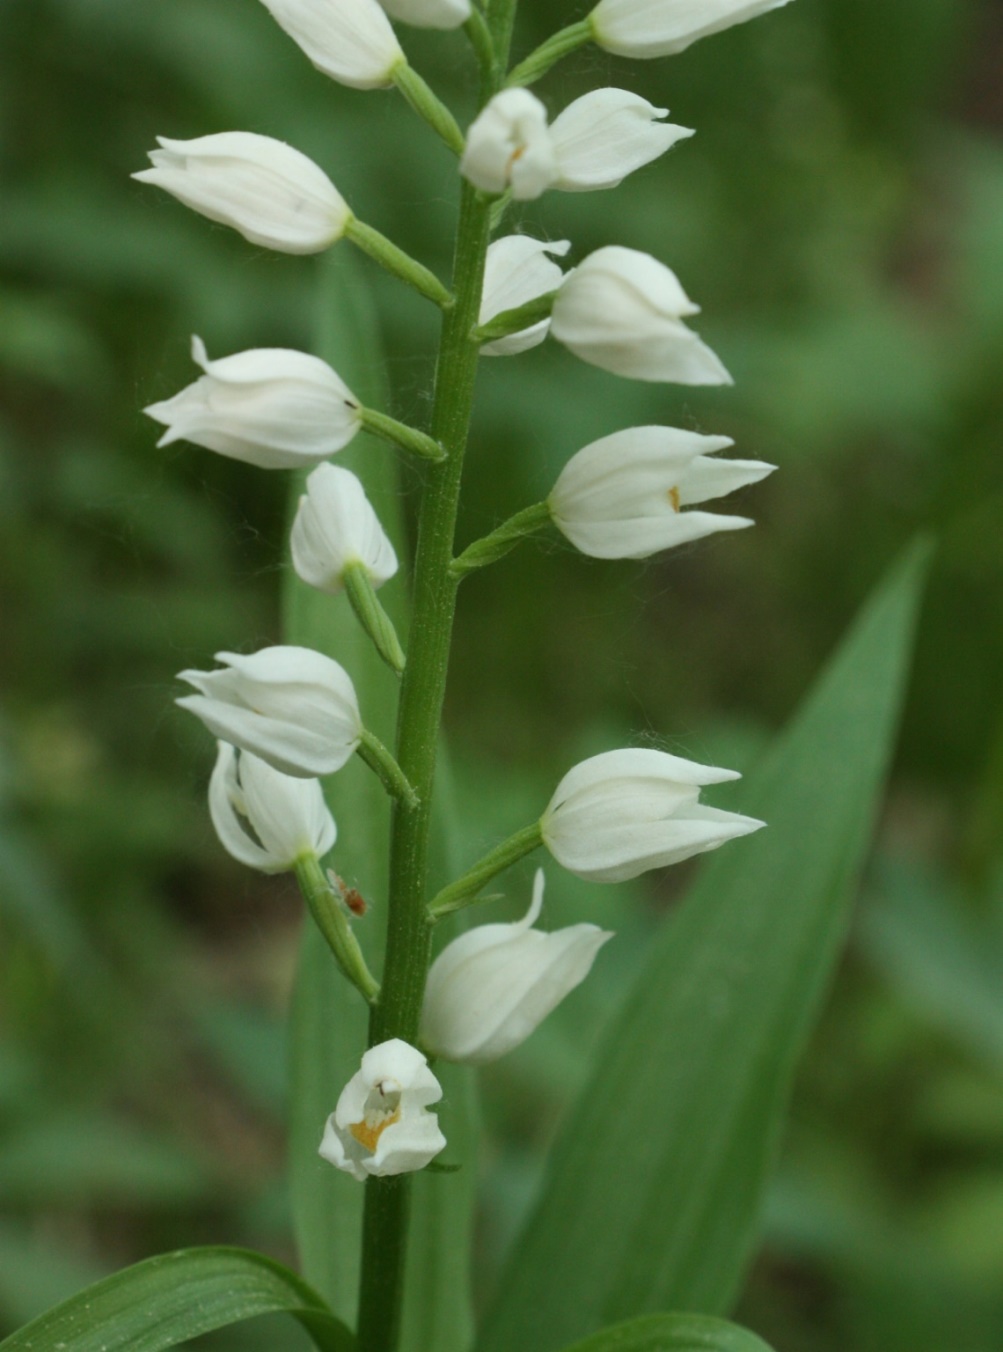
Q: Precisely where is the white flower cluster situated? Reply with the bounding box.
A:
[134,0,792,1183]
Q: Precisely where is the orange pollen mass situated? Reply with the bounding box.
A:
[349,1106,401,1153]
[668,486,681,512]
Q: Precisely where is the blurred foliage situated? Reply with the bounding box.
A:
[1,0,1002,1348]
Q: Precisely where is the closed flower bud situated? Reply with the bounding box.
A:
[590,0,795,58]
[133,132,350,254]
[480,235,571,357]
[258,0,405,90]
[209,742,336,873]
[420,870,612,1064]
[549,426,775,559]
[380,0,471,29]
[319,1039,446,1181]
[549,88,693,192]
[550,246,732,384]
[291,464,398,594]
[542,748,764,883]
[460,89,557,201]
[144,337,362,470]
[177,646,362,779]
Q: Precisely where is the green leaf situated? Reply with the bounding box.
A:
[284,252,476,1352]
[559,1313,775,1352]
[479,542,930,1352]
[0,1246,353,1352]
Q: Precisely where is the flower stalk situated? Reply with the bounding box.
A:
[427,821,544,918]
[295,856,380,1004]
[345,216,455,307]
[392,64,466,154]
[358,407,447,462]
[505,19,593,87]
[343,562,407,675]
[356,729,419,807]
[474,289,557,343]
[450,501,551,579]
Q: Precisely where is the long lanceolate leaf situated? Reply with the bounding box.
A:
[560,1313,775,1352]
[0,1247,353,1352]
[284,253,476,1352]
[479,543,930,1352]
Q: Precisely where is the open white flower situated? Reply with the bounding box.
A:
[549,426,775,559]
[461,88,690,202]
[209,742,336,873]
[379,0,471,29]
[177,646,362,779]
[291,464,398,594]
[133,132,350,254]
[319,1039,446,1181]
[421,870,612,1064]
[258,0,405,90]
[144,337,362,470]
[550,246,732,384]
[461,89,557,200]
[480,236,571,357]
[589,0,795,58]
[542,748,764,883]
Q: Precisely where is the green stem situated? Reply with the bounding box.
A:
[464,7,497,87]
[355,183,495,1352]
[506,19,593,87]
[427,821,544,918]
[392,64,465,156]
[359,407,446,463]
[345,217,454,309]
[356,729,419,809]
[474,289,557,344]
[343,562,406,675]
[450,501,551,579]
[294,856,380,1004]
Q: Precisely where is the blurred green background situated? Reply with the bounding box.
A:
[2,0,1003,1348]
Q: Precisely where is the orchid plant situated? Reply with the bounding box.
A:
[1,2,930,1352]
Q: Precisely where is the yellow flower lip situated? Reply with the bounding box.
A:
[349,1105,401,1153]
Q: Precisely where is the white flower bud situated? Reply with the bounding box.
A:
[460,89,558,201]
[542,748,764,883]
[291,464,398,594]
[549,426,775,559]
[420,870,612,1064]
[258,0,405,90]
[132,132,350,254]
[209,742,336,873]
[479,235,571,357]
[144,337,362,470]
[590,0,795,58]
[550,246,732,385]
[549,89,693,192]
[319,1039,446,1181]
[379,0,471,29]
[177,646,363,779]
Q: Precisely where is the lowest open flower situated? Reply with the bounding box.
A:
[589,0,795,58]
[209,742,336,873]
[550,246,731,384]
[542,748,764,883]
[258,0,405,89]
[319,1039,446,1180]
[177,646,362,779]
[549,426,775,559]
[479,235,571,357]
[133,132,350,254]
[291,464,398,593]
[144,337,362,470]
[421,870,612,1064]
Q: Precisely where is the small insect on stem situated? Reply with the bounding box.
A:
[328,870,368,917]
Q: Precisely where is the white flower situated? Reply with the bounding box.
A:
[541,748,764,883]
[461,88,690,202]
[549,88,693,192]
[132,132,350,255]
[460,89,558,201]
[318,1039,446,1181]
[258,0,405,90]
[144,337,362,470]
[549,426,775,559]
[550,246,732,384]
[177,646,363,779]
[209,742,336,873]
[589,0,795,58]
[291,464,398,594]
[479,236,571,357]
[420,870,612,1064]
[379,0,471,29]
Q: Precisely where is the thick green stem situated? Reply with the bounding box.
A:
[345,217,454,309]
[506,19,593,87]
[294,856,380,1004]
[427,821,544,918]
[450,501,551,579]
[355,180,495,1352]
